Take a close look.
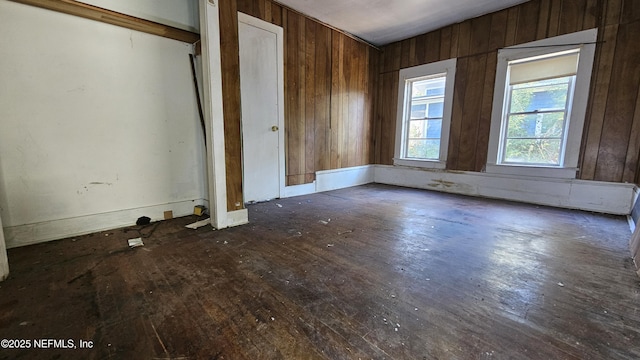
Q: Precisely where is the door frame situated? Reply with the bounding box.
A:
[237,12,285,201]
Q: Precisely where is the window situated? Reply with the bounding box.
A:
[486,29,597,178]
[395,59,456,169]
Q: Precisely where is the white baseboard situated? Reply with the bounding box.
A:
[316,165,375,193]
[628,187,640,232]
[282,182,316,198]
[224,208,249,228]
[374,165,634,215]
[4,199,206,249]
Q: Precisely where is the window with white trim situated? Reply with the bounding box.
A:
[486,29,597,178]
[395,59,456,169]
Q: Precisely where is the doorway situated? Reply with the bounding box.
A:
[238,13,285,203]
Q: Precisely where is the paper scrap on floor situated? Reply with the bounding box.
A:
[185,218,211,229]
[128,237,144,248]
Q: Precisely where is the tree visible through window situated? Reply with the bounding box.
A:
[405,76,445,159]
[395,58,456,169]
[486,29,597,178]
[498,50,579,166]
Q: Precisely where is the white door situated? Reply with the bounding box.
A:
[238,14,284,203]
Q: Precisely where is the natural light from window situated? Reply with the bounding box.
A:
[394,58,456,169]
[406,76,445,160]
[499,51,578,166]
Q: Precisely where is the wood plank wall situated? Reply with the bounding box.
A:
[373,0,640,184]
[219,0,377,210]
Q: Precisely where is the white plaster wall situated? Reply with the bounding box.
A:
[0,2,207,246]
[76,0,200,33]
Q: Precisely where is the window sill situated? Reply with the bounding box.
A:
[485,163,577,179]
[394,158,446,170]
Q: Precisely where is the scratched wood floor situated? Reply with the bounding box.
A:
[1,184,639,359]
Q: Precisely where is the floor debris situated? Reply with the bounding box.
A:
[128,237,144,248]
[276,203,283,208]
[136,216,151,225]
[557,282,565,287]
[185,218,211,229]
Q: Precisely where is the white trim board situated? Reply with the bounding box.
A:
[374,165,634,215]
[283,182,316,198]
[199,0,230,229]
[281,166,375,198]
[4,199,206,249]
[316,165,375,193]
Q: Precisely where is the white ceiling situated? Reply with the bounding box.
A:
[276,0,531,46]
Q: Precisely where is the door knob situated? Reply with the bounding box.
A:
[271,126,279,131]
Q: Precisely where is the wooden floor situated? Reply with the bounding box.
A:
[1,184,639,359]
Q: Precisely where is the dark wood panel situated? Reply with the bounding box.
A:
[457,55,488,171]
[489,9,509,51]
[449,24,460,59]
[314,24,332,172]
[504,7,520,47]
[367,49,378,163]
[399,38,411,69]
[547,0,562,37]
[593,21,640,182]
[536,0,552,39]
[304,18,317,179]
[469,15,491,55]
[284,10,306,183]
[476,52,498,171]
[376,72,398,165]
[439,26,453,60]
[559,0,586,35]
[515,0,540,44]
[579,24,618,180]
[583,0,600,30]
[423,31,440,64]
[268,1,282,26]
[447,57,469,170]
[407,37,418,67]
[330,31,344,169]
[621,0,640,24]
[382,42,401,73]
[605,0,623,26]
[219,0,244,210]
[624,83,640,183]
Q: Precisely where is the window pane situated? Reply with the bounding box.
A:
[409,120,427,138]
[412,77,445,98]
[427,101,444,118]
[503,139,561,165]
[426,120,442,138]
[410,104,426,119]
[506,112,565,138]
[407,139,440,159]
[510,77,571,113]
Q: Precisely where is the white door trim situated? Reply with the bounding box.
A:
[200,0,248,229]
[237,12,286,200]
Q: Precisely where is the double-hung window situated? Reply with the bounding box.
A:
[500,51,578,165]
[395,59,456,169]
[486,29,597,178]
